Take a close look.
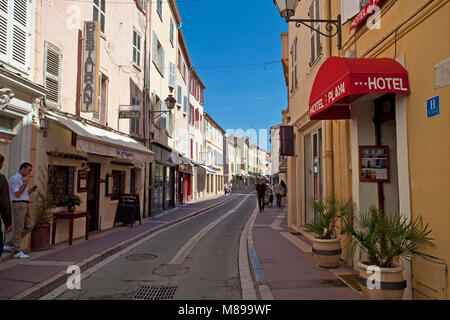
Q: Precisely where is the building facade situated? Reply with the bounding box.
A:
[280,0,450,300]
[204,112,224,197]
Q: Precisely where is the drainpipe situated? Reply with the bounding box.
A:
[143,0,150,217]
[323,0,334,196]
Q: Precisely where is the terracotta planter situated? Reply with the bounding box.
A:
[312,237,342,268]
[359,262,406,300]
[31,224,51,251]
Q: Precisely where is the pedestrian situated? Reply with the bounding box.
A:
[229,182,233,194]
[280,180,287,207]
[268,189,274,208]
[0,155,12,258]
[273,181,281,208]
[255,178,267,212]
[224,183,228,196]
[4,162,37,259]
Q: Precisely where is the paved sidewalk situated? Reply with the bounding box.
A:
[248,204,363,300]
[0,194,236,300]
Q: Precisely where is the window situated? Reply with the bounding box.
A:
[130,96,140,135]
[190,138,193,159]
[152,32,165,76]
[49,165,75,206]
[169,19,174,45]
[133,29,141,67]
[189,105,194,126]
[290,38,298,94]
[341,0,371,22]
[0,0,33,73]
[156,0,162,19]
[309,0,322,66]
[111,170,125,199]
[93,0,105,34]
[44,41,62,106]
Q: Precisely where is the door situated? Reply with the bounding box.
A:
[304,128,323,224]
[87,163,100,231]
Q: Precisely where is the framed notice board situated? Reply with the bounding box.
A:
[359,146,390,183]
[113,194,141,228]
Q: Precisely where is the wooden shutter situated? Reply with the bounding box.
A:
[170,19,174,44]
[177,85,182,106]
[0,0,8,58]
[152,31,157,65]
[309,1,315,65]
[169,62,175,88]
[341,0,361,22]
[315,0,322,57]
[183,96,188,114]
[44,41,62,105]
[11,0,30,70]
[161,46,165,76]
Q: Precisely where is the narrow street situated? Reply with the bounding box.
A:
[50,193,256,300]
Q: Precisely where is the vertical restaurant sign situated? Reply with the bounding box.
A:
[350,0,384,30]
[81,21,101,112]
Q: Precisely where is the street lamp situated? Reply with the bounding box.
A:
[151,94,176,121]
[273,0,342,50]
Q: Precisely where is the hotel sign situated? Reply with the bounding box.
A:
[81,21,101,113]
[350,0,384,30]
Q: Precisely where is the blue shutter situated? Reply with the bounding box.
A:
[170,19,174,44]
[183,96,188,114]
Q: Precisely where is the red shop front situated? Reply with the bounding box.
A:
[176,162,193,204]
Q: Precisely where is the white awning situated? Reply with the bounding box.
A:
[45,111,154,162]
[200,164,216,175]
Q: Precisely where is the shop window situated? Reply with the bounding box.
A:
[49,165,75,206]
[93,0,105,34]
[111,170,125,200]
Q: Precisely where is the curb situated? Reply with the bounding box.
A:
[246,204,274,300]
[11,194,239,300]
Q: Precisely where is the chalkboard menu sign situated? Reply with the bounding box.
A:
[114,194,141,228]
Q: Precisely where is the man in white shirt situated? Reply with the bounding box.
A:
[4,162,37,259]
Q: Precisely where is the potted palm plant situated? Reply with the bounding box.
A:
[31,167,55,251]
[60,195,82,213]
[304,195,352,268]
[343,206,435,300]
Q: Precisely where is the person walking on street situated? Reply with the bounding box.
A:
[273,181,282,208]
[4,162,37,259]
[0,155,12,258]
[280,180,287,207]
[255,178,267,212]
[224,183,228,196]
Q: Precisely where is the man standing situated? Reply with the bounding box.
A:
[0,155,12,258]
[255,178,267,212]
[4,162,37,259]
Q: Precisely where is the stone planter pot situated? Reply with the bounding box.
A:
[312,237,342,268]
[359,262,406,300]
[30,224,51,251]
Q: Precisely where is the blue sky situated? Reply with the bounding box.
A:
[177,0,288,151]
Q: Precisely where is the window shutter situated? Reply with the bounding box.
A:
[183,96,187,114]
[170,19,174,44]
[0,0,8,58]
[177,85,182,105]
[341,0,361,22]
[315,0,322,56]
[44,42,62,105]
[169,62,175,88]
[152,31,157,65]
[11,0,30,70]
[161,46,165,76]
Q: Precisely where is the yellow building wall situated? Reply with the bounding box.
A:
[331,0,450,298]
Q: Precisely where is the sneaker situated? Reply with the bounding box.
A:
[3,245,14,252]
[13,251,29,259]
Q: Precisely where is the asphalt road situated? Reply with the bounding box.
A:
[55,192,257,300]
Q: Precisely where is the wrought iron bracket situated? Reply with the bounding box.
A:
[150,110,172,121]
[287,14,342,50]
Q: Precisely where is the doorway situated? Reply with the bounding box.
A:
[87,163,100,232]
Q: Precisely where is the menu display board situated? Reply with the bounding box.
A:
[359,146,390,183]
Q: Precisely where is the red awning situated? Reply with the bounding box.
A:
[309,57,410,120]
